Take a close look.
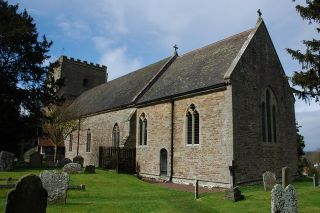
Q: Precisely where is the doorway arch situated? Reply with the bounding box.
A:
[160,149,168,176]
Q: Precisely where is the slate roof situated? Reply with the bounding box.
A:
[66,57,170,118]
[137,29,253,104]
[66,27,255,118]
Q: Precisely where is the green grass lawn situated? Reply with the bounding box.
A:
[0,169,319,213]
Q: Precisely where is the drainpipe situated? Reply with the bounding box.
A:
[76,117,81,156]
[170,99,174,182]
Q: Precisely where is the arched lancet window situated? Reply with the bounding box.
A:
[113,123,120,147]
[185,104,200,145]
[69,133,73,152]
[261,88,277,143]
[139,113,148,146]
[86,129,91,152]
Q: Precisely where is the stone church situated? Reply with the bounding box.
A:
[61,18,298,188]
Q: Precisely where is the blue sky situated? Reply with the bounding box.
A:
[9,0,319,151]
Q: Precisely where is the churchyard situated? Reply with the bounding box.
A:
[0,169,319,213]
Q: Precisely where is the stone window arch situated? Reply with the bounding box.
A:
[112,123,120,147]
[261,87,277,142]
[185,104,200,145]
[86,129,91,152]
[139,113,148,146]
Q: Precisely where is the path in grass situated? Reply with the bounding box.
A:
[0,169,319,213]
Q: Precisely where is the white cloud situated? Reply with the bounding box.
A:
[56,15,91,40]
[99,47,142,80]
[91,36,115,52]
[295,99,320,113]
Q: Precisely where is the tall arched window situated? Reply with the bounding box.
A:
[139,113,148,146]
[113,123,120,147]
[185,104,200,145]
[261,88,277,143]
[69,133,73,152]
[86,129,91,152]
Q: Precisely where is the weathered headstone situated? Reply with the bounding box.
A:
[224,161,245,201]
[283,185,298,213]
[40,170,69,204]
[282,167,290,188]
[263,171,277,191]
[63,162,82,174]
[60,158,72,167]
[0,151,15,171]
[313,173,319,187]
[5,174,47,213]
[30,152,42,167]
[73,155,84,167]
[194,179,199,199]
[271,184,298,213]
[84,165,95,173]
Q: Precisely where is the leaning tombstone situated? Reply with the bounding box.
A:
[30,152,43,168]
[283,184,298,213]
[313,173,319,187]
[84,165,95,173]
[73,155,84,167]
[5,174,47,213]
[262,171,277,191]
[63,162,82,174]
[40,170,69,204]
[282,167,290,188]
[0,151,15,171]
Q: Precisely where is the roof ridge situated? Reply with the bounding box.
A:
[132,55,177,103]
[179,28,254,58]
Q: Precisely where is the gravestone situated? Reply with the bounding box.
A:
[271,184,298,213]
[5,174,47,213]
[84,165,95,173]
[30,152,42,167]
[0,151,15,171]
[73,155,84,167]
[282,167,290,188]
[40,170,69,204]
[263,171,277,191]
[63,163,82,174]
[313,173,319,187]
[60,158,72,167]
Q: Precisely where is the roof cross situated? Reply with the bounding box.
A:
[173,44,178,56]
[257,9,262,17]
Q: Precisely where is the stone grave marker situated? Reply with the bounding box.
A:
[63,162,82,174]
[271,184,298,213]
[73,155,84,167]
[282,167,290,188]
[5,174,47,213]
[0,151,15,171]
[84,165,95,173]
[194,179,199,199]
[40,170,69,204]
[60,158,72,167]
[30,152,42,167]
[263,171,276,191]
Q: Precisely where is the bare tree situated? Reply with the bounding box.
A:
[42,104,79,163]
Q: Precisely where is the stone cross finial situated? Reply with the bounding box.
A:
[257,9,262,17]
[173,44,178,56]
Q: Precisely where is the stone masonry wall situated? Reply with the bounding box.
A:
[231,22,298,183]
[65,108,136,166]
[137,89,234,187]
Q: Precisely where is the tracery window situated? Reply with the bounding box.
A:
[261,88,277,142]
[113,123,120,147]
[139,113,148,146]
[186,104,200,145]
